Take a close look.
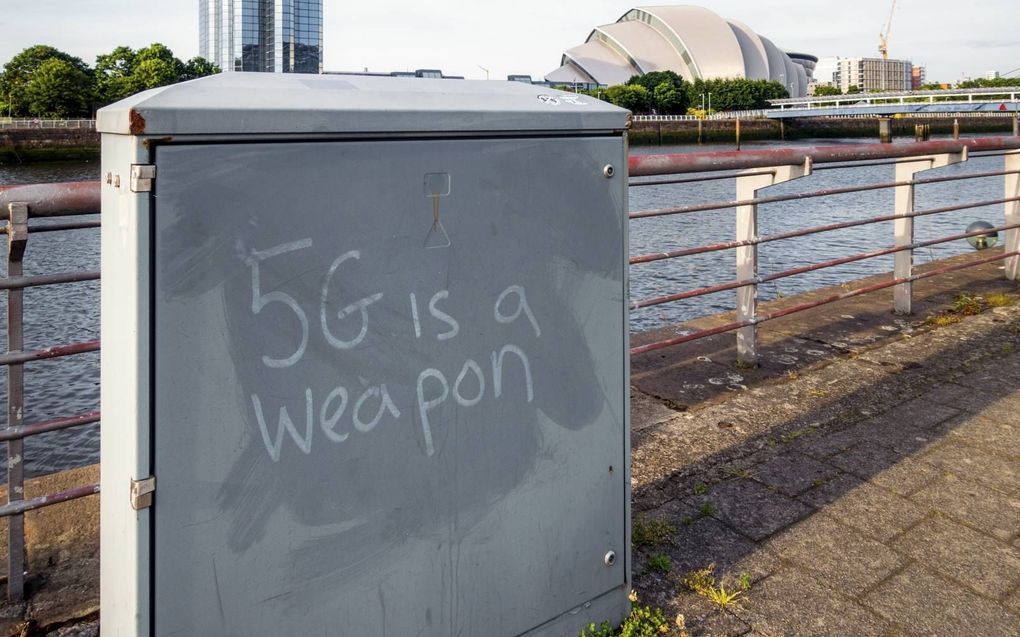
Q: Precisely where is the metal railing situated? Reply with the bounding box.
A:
[0,119,96,130]
[2,134,1020,603]
[628,136,1020,359]
[632,110,769,122]
[1,181,101,602]
[770,86,1020,109]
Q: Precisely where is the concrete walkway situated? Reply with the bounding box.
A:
[630,253,1020,636]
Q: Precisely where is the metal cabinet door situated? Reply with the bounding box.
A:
[151,136,627,636]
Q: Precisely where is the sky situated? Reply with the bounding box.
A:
[1,0,1018,83]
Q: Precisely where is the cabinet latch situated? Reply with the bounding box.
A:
[130,164,156,192]
[130,476,156,510]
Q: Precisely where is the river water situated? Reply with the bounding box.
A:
[0,138,1008,474]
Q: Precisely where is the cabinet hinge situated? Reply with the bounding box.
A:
[130,164,156,192]
[130,476,156,510]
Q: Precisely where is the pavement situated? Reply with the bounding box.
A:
[630,251,1020,636]
[2,251,1020,636]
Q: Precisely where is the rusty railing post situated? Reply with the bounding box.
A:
[734,159,812,365]
[5,202,28,602]
[893,150,967,314]
[1005,151,1020,280]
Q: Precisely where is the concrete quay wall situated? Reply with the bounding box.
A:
[630,116,1016,145]
[0,129,100,164]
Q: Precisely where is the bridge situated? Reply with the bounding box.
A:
[768,86,1020,119]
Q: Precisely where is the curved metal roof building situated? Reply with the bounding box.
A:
[546,6,812,97]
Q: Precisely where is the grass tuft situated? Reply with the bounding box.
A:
[986,292,1014,308]
[632,515,676,549]
[682,564,745,610]
[646,553,672,574]
[925,313,962,328]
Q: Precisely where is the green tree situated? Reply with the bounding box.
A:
[652,81,684,114]
[812,85,841,96]
[0,45,91,116]
[182,56,220,81]
[846,85,861,94]
[92,44,218,105]
[23,58,93,117]
[684,78,788,111]
[95,45,139,103]
[627,71,690,114]
[605,84,652,113]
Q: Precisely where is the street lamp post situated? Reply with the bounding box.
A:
[477,65,490,81]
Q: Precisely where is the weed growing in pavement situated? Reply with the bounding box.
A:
[632,515,676,549]
[682,565,717,594]
[702,582,743,609]
[925,313,962,328]
[738,573,753,591]
[683,564,745,610]
[951,293,984,316]
[726,467,754,480]
[699,502,716,517]
[579,592,670,637]
[986,292,1014,308]
[647,553,672,574]
[693,482,709,495]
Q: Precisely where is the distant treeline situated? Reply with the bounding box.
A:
[555,71,790,115]
[0,44,219,118]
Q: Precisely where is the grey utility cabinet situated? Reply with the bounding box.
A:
[98,73,631,637]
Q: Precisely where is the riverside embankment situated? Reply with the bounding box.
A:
[630,116,1017,145]
[0,129,99,164]
[2,250,1018,636]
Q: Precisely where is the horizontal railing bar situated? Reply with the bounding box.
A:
[0,182,100,219]
[632,226,1020,310]
[0,340,100,367]
[0,220,101,235]
[0,271,100,291]
[630,195,1020,265]
[814,150,1014,170]
[0,483,100,518]
[628,137,1020,177]
[629,168,1020,220]
[631,277,754,310]
[0,412,100,442]
[759,223,1020,284]
[628,169,776,187]
[631,251,1019,354]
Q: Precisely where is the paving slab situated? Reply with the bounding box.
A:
[631,388,684,431]
[734,569,889,637]
[909,475,1020,542]
[944,412,1020,459]
[889,516,1020,599]
[863,564,1020,637]
[749,451,841,497]
[919,441,1020,495]
[764,514,904,596]
[798,479,927,542]
[690,479,813,542]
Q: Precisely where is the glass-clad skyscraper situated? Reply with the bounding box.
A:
[199,0,323,73]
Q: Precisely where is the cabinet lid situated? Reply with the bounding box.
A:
[97,73,629,137]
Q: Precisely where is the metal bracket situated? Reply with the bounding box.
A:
[6,202,28,262]
[130,476,156,510]
[130,164,156,193]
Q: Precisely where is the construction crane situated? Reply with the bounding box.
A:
[878,0,897,60]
